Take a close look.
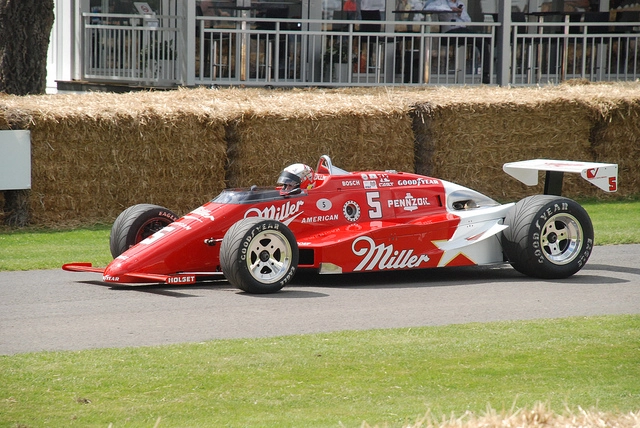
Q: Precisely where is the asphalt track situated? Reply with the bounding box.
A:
[1,244,639,355]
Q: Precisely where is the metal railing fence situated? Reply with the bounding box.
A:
[194,17,495,86]
[84,13,181,84]
[82,12,640,87]
[511,20,640,84]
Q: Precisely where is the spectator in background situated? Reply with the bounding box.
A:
[343,0,357,19]
[438,0,492,83]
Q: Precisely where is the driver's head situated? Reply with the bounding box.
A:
[277,164,315,195]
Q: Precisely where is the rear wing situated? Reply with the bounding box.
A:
[503,159,618,195]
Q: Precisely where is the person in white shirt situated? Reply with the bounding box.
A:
[437,0,472,32]
[437,0,492,83]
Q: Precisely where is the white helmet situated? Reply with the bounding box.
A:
[277,164,315,195]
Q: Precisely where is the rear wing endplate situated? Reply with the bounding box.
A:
[503,159,618,195]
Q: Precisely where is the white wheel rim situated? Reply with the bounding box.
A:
[245,230,292,284]
[539,213,583,265]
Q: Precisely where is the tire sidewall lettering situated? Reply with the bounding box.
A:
[577,238,593,268]
[240,238,250,261]
[532,233,540,249]
[240,221,281,264]
[221,217,298,293]
[111,204,178,258]
[279,266,296,286]
[504,195,594,279]
[158,211,179,221]
[531,231,544,263]
[528,200,589,268]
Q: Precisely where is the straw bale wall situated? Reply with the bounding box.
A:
[0,90,231,225]
[590,98,640,194]
[404,83,640,201]
[0,83,638,227]
[410,99,597,200]
[225,91,414,188]
[27,112,227,224]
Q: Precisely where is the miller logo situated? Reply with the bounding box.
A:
[352,236,430,271]
[244,200,304,225]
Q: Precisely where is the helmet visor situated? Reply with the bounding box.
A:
[278,171,302,195]
[277,171,301,187]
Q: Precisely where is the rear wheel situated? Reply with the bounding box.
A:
[220,218,298,294]
[110,204,178,258]
[502,195,593,278]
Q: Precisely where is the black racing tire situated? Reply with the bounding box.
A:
[501,195,594,279]
[220,218,298,294]
[109,204,179,258]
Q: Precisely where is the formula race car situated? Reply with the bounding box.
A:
[63,155,618,293]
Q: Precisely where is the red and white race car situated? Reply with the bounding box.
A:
[63,155,618,293]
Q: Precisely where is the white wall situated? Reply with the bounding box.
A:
[47,0,77,93]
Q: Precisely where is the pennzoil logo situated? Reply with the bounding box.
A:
[388,193,430,212]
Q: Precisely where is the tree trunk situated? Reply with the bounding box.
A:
[0,0,54,226]
[3,190,30,227]
[0,0,55,95]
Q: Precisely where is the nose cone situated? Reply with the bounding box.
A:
[101,202,229,283]
[102,253,154,283]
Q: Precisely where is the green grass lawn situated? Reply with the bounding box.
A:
[0,200,638,426]
[582,199,640,245]
[1,315,638,427]
[0,225,112,271]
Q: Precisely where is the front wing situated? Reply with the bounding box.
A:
[62,263,224,285]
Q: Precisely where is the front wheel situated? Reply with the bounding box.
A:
[220,218,298,294]
[110,204,179,258]
[501,195,594,279]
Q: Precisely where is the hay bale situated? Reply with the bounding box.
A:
[424,100,594,200]
[589,98,640,198]
[30,112,227,224]
[1,89,233,225]
[224,89,415,188]
[402,83,640,201]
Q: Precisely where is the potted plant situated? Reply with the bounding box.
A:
[140,38,177,79]
[324,39,352,82]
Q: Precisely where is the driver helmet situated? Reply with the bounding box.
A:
[277,163,315,195]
